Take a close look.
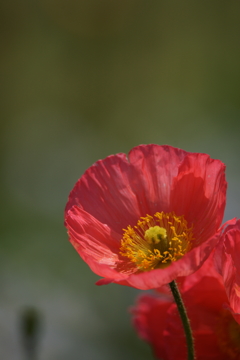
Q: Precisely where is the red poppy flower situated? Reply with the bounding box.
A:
[131,261,240,360]
[65,144,227,289]
[214,218,240,323]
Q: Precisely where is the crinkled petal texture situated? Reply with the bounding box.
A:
[214,219,240,322]
[132,267,240,360]
[65,144,227,289]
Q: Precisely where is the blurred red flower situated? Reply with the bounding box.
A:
[65,144,227,289]
[214,218,240,324]
[131,259,240,359]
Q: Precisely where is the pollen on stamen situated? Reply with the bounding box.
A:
[119,211,194,272]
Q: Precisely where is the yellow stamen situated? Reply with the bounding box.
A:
[120,212,193,272]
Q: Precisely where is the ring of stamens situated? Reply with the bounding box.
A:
[120,212,194,272]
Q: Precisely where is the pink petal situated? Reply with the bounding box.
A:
[65,205,127,281]
[214,220,240,316]
[65,153,141,234]
[131,294,172,360]
[65,145,188,234]
[170,153,226,246]
[127,144,188,215]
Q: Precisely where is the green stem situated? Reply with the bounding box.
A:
[169,280,195,360]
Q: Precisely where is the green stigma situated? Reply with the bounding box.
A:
[144,226,167,244]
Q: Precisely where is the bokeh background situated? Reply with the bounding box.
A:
[1,1,240,359]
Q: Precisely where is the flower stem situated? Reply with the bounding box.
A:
[169,280,195,360]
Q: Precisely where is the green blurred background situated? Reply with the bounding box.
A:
[1,1,240,359]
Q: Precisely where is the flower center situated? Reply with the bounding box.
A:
[119,212,193,272]
[217,310,240,358]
